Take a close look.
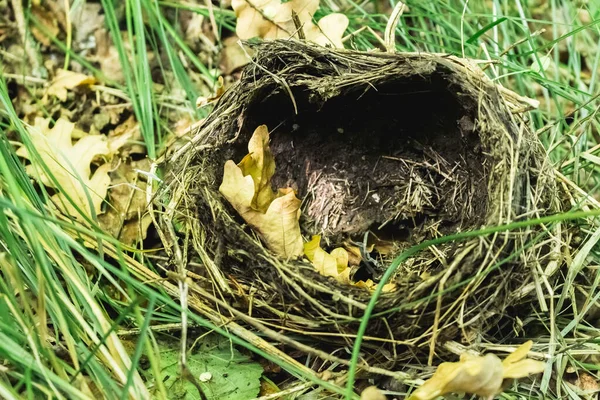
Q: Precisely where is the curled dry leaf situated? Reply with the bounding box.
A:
[232,0,348,48]
[305,14,349,49]
[219,125,303,258]
[232,0,318,40]
[354,278,396,292]
[31,4,60,46]
[304,236,396,291]
[196,76,225,108]
[304,235,351,284]
[47,69,96,102]
[408,341,545,400]
[17,118,112,222]
[360,386,386,400]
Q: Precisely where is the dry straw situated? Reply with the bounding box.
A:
[152,40,566,372]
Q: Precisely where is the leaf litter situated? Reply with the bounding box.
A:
[16,117,112,221]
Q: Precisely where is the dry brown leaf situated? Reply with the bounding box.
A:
[31,5,60,46]
[304,236,396,291]
[17,117,112,221]
[220,36,253,75]
[354,278,396,292]
[219,125,303,258]
[47,69,96,102]
[572,372,600,392]
[107,115,145,156]
[408,341,545,400]
[71,3,105,44]
[304,14,349,48]
[232,0,347,48]
[304,235,351,284]
[97,159,152,245]
[232,0,318,40]
[94,29,124,81]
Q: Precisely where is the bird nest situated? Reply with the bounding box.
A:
[155,41,564,364]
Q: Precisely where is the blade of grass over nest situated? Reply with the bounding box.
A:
[346,209,600,398]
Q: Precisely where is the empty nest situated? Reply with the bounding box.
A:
[155,40,565,366]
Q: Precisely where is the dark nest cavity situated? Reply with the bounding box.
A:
[155,40,565,367]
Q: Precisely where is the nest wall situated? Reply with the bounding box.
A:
[159,41,562,361]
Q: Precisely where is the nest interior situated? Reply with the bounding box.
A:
[248,72,488,243]
[161,41,562,363]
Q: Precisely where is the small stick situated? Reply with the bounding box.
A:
[291,11,306,40]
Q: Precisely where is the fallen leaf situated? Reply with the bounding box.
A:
[31,5,60,46]
[17,118,112,221]
[572,372,600,392]
[107,115,144,156]
[71,2,105,45]
[97,159,152,245]
[354,279,396,292]
[219,125,303,258]
[304,236,396,291]
[47,69,96,102]
[304,235,351,284]
[196,76,225,108]
[220,36,253,75]
[259,378,280,397]
[304,14,349,48]
[94,29,125,82]
[232,0,347,48]
[232,0,318,40]
[408,341,545,400]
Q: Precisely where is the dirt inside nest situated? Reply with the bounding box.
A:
[235,75,490,248]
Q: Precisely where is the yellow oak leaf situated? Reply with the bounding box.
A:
[408,341,545,400]
[232,0,318,40]
[47,69,96,102]
[17,117,111,222]
[354,279,397,293]
[304,235,351,284]
[232,0,347,48]
[305,236,396,291]
[219,125,303,259]
[502,340,546,379]
[304,14,349,48]
[237,125,277,211]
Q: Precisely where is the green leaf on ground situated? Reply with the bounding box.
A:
[157,334,264,400]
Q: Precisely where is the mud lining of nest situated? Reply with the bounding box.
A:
[157,41,563,362]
